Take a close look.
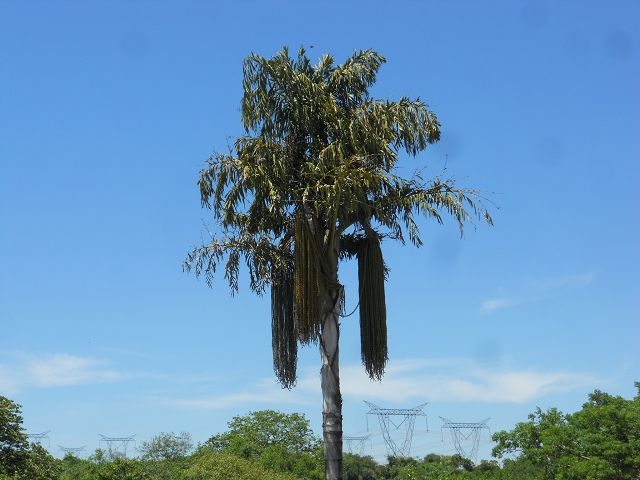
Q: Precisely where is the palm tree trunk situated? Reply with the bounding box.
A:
[320,258,342,480]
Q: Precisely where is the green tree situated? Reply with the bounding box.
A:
[492,383,640,480]
[0,396,30,477]
[185,47,491,480]
[566,385,640,479]
[138,431,193,461]
[59,453,96,480]
[135,431,193,480]
[381,456,419,479]
[21,443,60,480]
[342,453,382,480]
[498,458,545,480]
[204,410,322,478]
[0,396,59,480]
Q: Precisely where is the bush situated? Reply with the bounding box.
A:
[184,452,299,480]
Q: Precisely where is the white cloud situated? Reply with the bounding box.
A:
[170,357,597,409]
[25,354,121,387]
[0,353,122,393]
[323,359,596,404]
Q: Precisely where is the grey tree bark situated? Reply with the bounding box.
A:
[320,248,343,480]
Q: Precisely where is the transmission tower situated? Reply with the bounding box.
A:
[27,431,50,447]
[440,417,490,462]
[58,445,86,457]
[343,435,370,455]
[365,401,428,457]
[98,434,136,458]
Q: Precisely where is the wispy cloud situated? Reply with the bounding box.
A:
[480,297,522,313]
[539,272,594,290]
[0,353,122,394]
[481,272,595,313]
[169,377,315,410]
[170,357,597,409]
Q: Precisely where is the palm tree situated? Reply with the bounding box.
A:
[184,47,492,480]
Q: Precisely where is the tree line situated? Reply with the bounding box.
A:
[2,383,638,479]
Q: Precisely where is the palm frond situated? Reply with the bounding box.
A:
[187,46,494,390]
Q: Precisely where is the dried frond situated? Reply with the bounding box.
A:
[358,234,388,380]
[271,261,297,388]
[294,211,323,344]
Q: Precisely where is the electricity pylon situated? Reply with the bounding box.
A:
[58,445,86,457]
[98,434,135,458]
[365,401,428,457]
[440,417,490,462]
[27,431,50,447]
[343,434,370,455]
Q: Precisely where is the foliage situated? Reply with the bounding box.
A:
[183,452,299,480]
[381,456,419,479]
[0,396,59,480]
[395,461,453,480]
[497,458,545,480]
[342,453,383,480]
[184,46,491,386]
[21,443,60,480]
[205,410,320,456]
[385,454,477,480]
[93,458,151,480]
[141,458,191,480]
[492,382,640,480]
[203,410,323,478]
[138,431,193,461]
[0,396,30,477]
[58,454,95,480]
[59,452,178,480]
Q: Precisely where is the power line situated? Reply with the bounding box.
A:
[365,401,428,457]
[439,417,490,462]
[344,434,371,455]
[58,445,86,457]
[27,431,50,448]
[98,434,136,458]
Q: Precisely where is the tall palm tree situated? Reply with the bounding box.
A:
[185,47,492,480]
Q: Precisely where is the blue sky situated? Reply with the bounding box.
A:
[1,0,638,462]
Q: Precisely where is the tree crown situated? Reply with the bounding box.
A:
[186,46,490,293]
[185,47,492,385]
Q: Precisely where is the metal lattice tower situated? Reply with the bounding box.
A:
[98,434,136,458]
[344,435,370,455]
[58,445,86,457]
[365,401,428,457]
[440,417,490,462]
[27,431,50,447]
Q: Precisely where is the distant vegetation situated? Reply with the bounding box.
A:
[1,383,638,479]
